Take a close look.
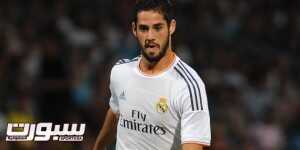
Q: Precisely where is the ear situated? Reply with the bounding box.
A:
[132,22,137,37]
[169,19,176,35]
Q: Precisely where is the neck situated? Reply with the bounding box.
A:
[139,49,176,76]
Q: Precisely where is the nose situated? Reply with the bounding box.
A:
[146,29,155,40]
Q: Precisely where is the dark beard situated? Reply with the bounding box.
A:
[141,36,169,63]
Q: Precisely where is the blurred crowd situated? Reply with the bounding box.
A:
[0,0,300,150]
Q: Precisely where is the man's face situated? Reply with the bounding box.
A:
[133,10,174,63]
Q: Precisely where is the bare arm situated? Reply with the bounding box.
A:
[93,108,118,150]
[182,143,204,150]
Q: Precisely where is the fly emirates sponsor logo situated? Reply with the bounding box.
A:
[119,109,166,135]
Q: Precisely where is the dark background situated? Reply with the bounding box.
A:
[0,0,300,149]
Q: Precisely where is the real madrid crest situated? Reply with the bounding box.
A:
[156,97,169,113]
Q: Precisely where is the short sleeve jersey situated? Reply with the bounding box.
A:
[109,56,211,150]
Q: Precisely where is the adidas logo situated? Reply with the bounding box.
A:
[119,91,126,100]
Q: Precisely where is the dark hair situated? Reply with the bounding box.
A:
[133,0,175,24]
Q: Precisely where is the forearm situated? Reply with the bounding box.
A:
[182,143,204,150]
[93,108,118,150]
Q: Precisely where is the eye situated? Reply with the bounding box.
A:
[139,26,148,32]
[154,26,162,31]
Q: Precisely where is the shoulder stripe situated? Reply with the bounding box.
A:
[115,59,125,65]
[176,64,199,111]
[178,61,203,110]
[115,57,139,65]
[174,67,195,111]
[131,57,139,61]
[177,63,199,110]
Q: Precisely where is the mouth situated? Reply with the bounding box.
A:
[145,43,160,50]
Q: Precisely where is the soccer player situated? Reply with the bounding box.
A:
[93,0,211,149]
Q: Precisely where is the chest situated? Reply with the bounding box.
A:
[117,77,178,125]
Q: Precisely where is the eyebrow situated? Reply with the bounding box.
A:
[138,23,164,28]
[153,23,164,27]
[138,24,148,28]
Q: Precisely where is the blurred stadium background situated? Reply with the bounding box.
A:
[0,0,300,150]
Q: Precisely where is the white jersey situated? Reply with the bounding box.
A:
[109,56,211,150]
